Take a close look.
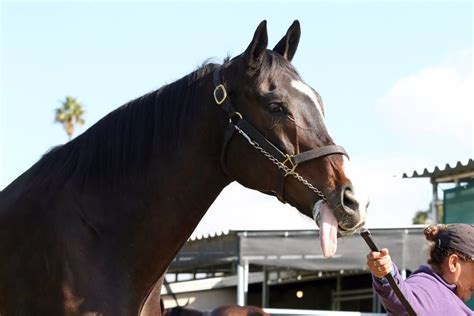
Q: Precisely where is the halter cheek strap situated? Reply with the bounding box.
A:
[277,144,348,203]
[213,69,348,203]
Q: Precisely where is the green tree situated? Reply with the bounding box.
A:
[412,202,444,225]
[54,96,85,139]
[412,209,431,225]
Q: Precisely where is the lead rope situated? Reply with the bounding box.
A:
[360,229,417,316]
[233,124,326,201]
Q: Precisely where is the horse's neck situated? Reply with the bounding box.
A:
[131,126,231,311]
[0,70,232,314]
[82,76,231,297]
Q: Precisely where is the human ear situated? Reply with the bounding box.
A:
[448,254,457,273]
[448,254,460,272]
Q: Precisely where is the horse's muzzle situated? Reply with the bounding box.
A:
[334,184,368,235]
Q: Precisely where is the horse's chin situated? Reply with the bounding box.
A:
[335,206,366,237]
[313,201,366,238]
[336,224,361,237]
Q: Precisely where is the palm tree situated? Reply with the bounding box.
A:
[54,96,85,140]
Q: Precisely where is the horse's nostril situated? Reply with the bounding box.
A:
[342,187,359,211]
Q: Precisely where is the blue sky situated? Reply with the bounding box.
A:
[1,1,472,234]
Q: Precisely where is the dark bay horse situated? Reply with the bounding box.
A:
[0,21,367,315]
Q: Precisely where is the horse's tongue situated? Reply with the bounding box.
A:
[319,203,338,258]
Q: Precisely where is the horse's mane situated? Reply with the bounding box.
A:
[20,51,295,193]
[26,59,230,192]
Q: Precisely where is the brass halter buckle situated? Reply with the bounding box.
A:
[213,84,227,105]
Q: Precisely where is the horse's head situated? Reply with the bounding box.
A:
[217,20,368,249]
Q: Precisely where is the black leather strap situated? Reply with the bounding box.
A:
[220,126,237,179]
[213,70,235,114]
[361,229,417,316]
[235,120,287,162]
[386,275,417,316]
[293,145,348,165]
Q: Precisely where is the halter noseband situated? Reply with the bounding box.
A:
[213,69,348,203]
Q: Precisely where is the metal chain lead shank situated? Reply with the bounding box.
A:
[234,125,327,201]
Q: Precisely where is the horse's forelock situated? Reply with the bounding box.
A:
[252,51,298,87]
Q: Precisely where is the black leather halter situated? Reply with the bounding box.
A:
[213,69,348,203]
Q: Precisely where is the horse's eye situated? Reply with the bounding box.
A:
[268,103,286,114]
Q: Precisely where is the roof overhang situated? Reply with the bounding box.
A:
[402,159,474,183]
[170,227,427,273]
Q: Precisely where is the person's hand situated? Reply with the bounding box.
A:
[367,248,393,279]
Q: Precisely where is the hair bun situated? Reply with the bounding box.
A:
[424,224,447,241]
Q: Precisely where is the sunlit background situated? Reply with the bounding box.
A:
[1,1,472,237]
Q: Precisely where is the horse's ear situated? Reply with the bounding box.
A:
[273,20,301,62]
[243,20,268,68]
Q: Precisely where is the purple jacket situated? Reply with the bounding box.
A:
[373,264,473,315]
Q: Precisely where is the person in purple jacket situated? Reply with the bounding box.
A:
[367,223,474,315]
